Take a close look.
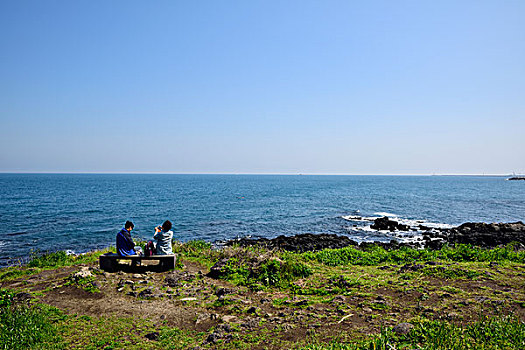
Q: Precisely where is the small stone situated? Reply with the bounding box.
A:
[72,269,92,280]
[241,318,259,329]
[205,333,220,344]
[333,295,346,303]
[14,292,32,301]
[393,323,414,335]
[215,288,232,298]
[180,297,197,301]
[138,288,153,298]
[294,300,308,307]
[145,332,159,341]
[222,315,237,323]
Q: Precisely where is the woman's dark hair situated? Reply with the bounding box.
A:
[125,221,134,230]
[162,220,172,231]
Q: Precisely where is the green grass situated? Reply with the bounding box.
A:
[301,314,525,350]
[2,242,524,349]
[301,243,525,267]
[0,289,64,350]
[27,249,105,268]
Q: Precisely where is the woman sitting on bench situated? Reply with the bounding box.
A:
[154,220,173,255]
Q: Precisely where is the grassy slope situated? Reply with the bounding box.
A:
[0,242,524,349]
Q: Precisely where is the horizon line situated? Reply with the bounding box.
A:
[0,171,518,176]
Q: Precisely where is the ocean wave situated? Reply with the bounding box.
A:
[6,231,29,236]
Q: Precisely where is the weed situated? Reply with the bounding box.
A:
[0,300,64,350]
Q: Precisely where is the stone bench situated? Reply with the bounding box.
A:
[99,253,177,272]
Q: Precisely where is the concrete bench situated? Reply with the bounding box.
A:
[99,253,177,272]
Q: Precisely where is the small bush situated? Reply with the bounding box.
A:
[27,250,70,268]
[256,259,312,287]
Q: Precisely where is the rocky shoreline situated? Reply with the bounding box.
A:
[226,218,525,251]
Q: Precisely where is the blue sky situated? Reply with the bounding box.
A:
[1,1,524,174]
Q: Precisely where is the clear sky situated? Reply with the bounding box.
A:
[1,0,524,175]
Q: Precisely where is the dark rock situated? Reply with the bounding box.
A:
[14,292,32,301]
[440,221,525,248]
[215,288,233,298]
[218,323,232,332]
[393,323,414,335]
[138,288,153,298]
[165,271,195,286]
[294,300,308,307]
[208,258,230,278]
[333,295,346,303]
[145,332,159,341]
[247,306,258,314]
[241,318,260,329]
[371,217,410,231]
[205,333,220,344]
[226,233,358,252]
[127,291,137,297]
[399,264,424,273]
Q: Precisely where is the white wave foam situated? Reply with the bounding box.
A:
[342,212,454,236]
[374,212,398,217]
[341,215,380,222]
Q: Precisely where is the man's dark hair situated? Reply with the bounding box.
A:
[162,220,172,232]
[125,221,134,230]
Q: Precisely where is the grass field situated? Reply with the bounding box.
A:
[1,242,524,349]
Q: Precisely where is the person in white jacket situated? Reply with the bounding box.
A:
[154,220,174,255]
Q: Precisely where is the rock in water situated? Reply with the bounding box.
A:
[370,216,410,231]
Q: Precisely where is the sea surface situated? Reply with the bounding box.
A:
[1,174,524,266]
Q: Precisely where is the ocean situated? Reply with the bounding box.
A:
[0,174,524,266]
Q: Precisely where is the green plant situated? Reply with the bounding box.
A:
[0,302,64,350]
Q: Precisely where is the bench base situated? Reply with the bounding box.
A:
[99,253,177,272]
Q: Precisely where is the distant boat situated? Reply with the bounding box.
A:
[507,176,525,181]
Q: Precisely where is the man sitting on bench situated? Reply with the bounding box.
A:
[116,221,138,256]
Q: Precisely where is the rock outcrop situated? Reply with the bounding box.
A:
[227,233,358,252]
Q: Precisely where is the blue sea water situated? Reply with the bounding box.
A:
[0,174,524,266]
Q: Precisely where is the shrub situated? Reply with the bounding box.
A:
[27,250,71,268]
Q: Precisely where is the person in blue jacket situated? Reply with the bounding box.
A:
[116,221,137,256]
